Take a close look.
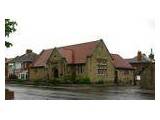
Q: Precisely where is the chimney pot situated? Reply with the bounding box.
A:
[26,49,32,54]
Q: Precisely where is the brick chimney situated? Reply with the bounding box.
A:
[26,49,32,54]
[137,51,142,61]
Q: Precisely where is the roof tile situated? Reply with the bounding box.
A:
[33,40,99,67]
[111,54,133,69]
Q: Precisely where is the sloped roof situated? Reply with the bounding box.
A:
[111,54,133,69]
[126,54,151,63]
[5,58,13,63]
[32,49,53,67]
[11,52,37,63]
[33,40,99,67]
[58,40,98,64]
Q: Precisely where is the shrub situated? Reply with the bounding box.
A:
[75,76,91,84]
[62,75,74,84]
[13,79,25,84]
[30,75,91,85]
[96,80,104,84]
[32,79,47,86]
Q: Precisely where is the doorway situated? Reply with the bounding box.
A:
[53,68,59,78]
[114,70,118,84]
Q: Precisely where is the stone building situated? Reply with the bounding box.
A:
[7,49,37,80]
[30,39,134,84]
[111,54,134,85]
[30,40,115,83]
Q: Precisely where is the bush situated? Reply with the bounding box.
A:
[62,75,73,84]
[32,79,47,86]
[30,75,91,85]
[13,79,25,84]
[57,75,91,84]
[95,80,104,84]
[75,76,91,84]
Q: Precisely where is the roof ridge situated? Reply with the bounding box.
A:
[39,40,101,51]
[57,40,101,49]
[33,39,103,66]
[43,48,54,51]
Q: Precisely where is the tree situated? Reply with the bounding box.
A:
[5,19,17,48]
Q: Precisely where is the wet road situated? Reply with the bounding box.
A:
[6,84,155,100]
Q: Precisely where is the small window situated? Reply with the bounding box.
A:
[80,65,83,73]
[96,65,107,75]
[136,75,141,80]
[77,64,83,74]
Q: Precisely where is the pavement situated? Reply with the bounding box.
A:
[5,84,155,100]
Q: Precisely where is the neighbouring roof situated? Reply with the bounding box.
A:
[126,54,151,64]
[11,52,37,63]
[111,54,134,69]
[5,58,13,63]
[33,40,100,67]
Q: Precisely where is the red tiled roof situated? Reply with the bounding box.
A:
[33,49,53,67]
[58,40,98,64]
[33,40,99,67]
[111,54,133,69]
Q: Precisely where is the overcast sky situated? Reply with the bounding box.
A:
[4,0,158,58]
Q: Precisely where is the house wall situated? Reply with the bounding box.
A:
[14,62,21,69]
[116,69,134,84]
[47,49,88,80]
[86,40,115,83]
[7,62,21,79]
[8,62,33,80]
[29,67,48,80]
[47,49,67,80]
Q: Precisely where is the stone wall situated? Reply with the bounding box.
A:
[117,69,134,84]
[47,48,67,80]
[29,67,48,80]
[140,63,155,89]
[86,40,115,83]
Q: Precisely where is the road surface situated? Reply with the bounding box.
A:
[6,84,155,100]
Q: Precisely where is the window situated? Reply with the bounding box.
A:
[136,75,141,80]
[67,65,70,73]
[96,65,107,75]
[77,64,84,74]
[96,58,107,75]
[20,73,25,80]
[80,65,83,73]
